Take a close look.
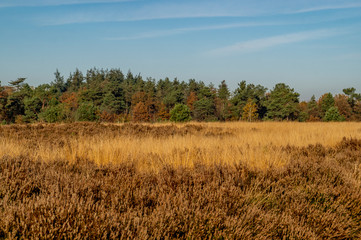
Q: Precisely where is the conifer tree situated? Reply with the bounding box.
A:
[264,83,300,121]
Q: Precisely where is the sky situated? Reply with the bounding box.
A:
[0,0,361,100]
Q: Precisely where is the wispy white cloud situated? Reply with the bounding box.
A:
[0,0,133,8]
[106,22,282,41]
[292,2,361,13]
[6,0,361,25]
[207,29,344,56]
[39,1,254,25]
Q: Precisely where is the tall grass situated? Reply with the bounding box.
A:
[1,122,361,238]
[1,122,361,171]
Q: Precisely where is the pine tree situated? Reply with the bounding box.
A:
[264,83,300,121]
[318,93,335,118]
[307,95,320,121]
[324,107,345,122]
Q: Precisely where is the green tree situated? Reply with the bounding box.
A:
[163,86,184,109]
[66,69,84,92]
[24,97,42,122]
[9,78,26,91]
[5,95,24,123]
[343,87,361,107]
[307,95,320,121]
[264,83,300,121]
[100,92,125,114]
[343,87,361,120]
[193,98,216,121]
[231,81,267,120]
[216,80,231,121]
[34,84,52,110]
[39,99,66,123]
[75,102,99,121]
[170,104,191,122]
[218,80,230,101]
[0,81,8,122]
[51,69,66,95]
[4,79,32,122]
[323,107,345,122]
[319,93,335,117]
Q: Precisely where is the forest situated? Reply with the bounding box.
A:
[1,68,360,124]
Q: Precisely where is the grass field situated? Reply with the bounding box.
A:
[1,122,361,238]
[1,122,361,170]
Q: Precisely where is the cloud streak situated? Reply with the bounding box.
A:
[208,29,344,56]
[292,2,361,13]
[4,0,361,25]
[38,1,254,26]
[106,22,283,41]
[0,0,133,8]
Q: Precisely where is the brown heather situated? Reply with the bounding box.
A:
[0,122,361,239]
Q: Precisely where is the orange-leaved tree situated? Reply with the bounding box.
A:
[334,94,352,120]
[132,101,150,122]
[187,91,198,112]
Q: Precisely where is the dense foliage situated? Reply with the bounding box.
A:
[1,68,360,123]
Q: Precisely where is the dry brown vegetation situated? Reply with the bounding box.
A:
[1,122,361,239]
[1,122,361,170]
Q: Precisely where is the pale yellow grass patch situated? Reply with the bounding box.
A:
[1,122,361,171]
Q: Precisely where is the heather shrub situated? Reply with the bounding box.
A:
[1,138,361,239]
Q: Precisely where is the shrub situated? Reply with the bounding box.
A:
[75,102,99,122]
[170,104,191,122]
[39,104,65,123]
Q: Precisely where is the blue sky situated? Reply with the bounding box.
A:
[0,0,360,99]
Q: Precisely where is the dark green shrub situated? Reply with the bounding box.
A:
[170,104,191,122]
[38,101,66,123]
[75,102,99,121]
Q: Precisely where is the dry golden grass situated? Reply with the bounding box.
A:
[1,122,361,171]
[2,123,361,238]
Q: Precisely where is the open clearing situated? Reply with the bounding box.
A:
[1,122,361,239]
[1,122,361,170]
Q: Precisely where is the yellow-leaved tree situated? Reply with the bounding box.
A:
[242,99,258,122]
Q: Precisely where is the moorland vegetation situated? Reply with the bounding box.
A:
[1,122,361,238]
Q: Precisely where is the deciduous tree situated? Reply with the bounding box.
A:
[132,101,150,122]
[334,94,352,120]
[242,99,258,122]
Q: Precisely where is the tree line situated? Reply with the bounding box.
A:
[0,68,360,123]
